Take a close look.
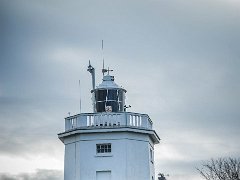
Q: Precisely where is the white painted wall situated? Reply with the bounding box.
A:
[64,142,76,180]
[63,131,155,180]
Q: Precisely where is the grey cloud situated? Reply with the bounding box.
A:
[0,169,63,180]
[0,96,65,156]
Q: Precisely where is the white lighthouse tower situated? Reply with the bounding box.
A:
[58,63,160,180]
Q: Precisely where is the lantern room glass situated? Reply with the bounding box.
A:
[93,89,125,112]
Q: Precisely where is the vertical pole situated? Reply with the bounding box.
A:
[79,80,82,114]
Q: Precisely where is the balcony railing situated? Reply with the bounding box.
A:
[65,112,153,131]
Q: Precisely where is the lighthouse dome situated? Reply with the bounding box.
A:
[97,75,120,89]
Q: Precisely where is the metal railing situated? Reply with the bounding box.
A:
[65,112,153,131]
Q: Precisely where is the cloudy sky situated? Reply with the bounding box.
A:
[1,0,240,179]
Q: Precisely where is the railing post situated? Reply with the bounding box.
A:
[125,113,129,126]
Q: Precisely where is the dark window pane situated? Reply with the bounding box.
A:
[118,90,123,102]
[96,90,107,101]
[96,102,106,112]
[107,90,118,100]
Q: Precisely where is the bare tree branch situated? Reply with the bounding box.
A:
[197,157,240,180]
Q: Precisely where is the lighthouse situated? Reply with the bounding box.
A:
[58,62,160,180]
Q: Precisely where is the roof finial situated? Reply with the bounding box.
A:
[107,67,113,75]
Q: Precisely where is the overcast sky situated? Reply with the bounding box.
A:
[1,0,240,180]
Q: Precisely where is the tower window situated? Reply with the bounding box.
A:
[96,143,111,153]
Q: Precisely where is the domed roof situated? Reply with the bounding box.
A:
[96,75,124,90]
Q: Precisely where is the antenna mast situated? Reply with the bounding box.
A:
[101,40,108,76]
[87,60,95,90]
[79,80,82,113]
[102,60,107,76]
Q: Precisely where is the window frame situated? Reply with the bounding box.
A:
[96,143,112,154]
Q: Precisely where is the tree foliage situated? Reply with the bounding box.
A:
[158,173,167,180]
[197,158,240,180]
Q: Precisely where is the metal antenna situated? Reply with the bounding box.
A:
[101,40,108,76]
[79,80,82,113]
[102,59,107,76]
[87,60,95,90]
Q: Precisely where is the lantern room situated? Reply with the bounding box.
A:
[91,74,126,113]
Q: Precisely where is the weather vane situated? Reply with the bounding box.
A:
[102,60,113,76]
